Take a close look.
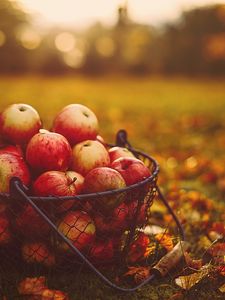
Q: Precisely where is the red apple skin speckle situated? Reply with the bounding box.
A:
[53,104,99,145]
[58,210,96,252]
[26,130,72,173]
[111,157,151,186]
[0,103,42,145]
[33,170,84,213]
[0,153,31,193]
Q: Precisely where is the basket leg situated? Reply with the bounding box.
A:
[156,185,185,241]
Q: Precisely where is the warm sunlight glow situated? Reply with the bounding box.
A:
[55,32,76,53]
[0,31,6,47]
[63,49,86,68]
[16,26,41,50]
[95,37,116,58]
[19,0,225,28]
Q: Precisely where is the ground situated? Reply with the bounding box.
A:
[0,75,224,299]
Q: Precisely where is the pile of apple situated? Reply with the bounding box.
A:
[0,103,151,266]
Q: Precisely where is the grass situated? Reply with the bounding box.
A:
[0,75,225,299]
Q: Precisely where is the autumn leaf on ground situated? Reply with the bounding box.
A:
[219,283,225,293]
[18,276,69,300]
[208,243,225,264]
[127,233,151,264]
[27,289,69,300]
[184,252,203,270]
[18,276,47,295]
[217,265,225,276]
[155,233,174,252]
[123,266,151,284]
[175,264,212,290]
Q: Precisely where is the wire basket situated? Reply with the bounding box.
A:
[0,130,184,297]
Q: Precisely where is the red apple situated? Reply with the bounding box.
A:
[33,170,84,213]
[127,199,148,227]
[111,157,151,186]
[0,145,24,157]
[0,214,11,245]
[108,146,134,163]
[0,103,42,145]
[0,153,30,193]
[96,135,106,147]
[84,167,126,211]
[15,204,51,238]
[22,242,55,267]
[52,104,99,145]
[58,210,96,252]
[71,140,110,176]
[26,130,72,173]
[93,202,129,235]
[89,239,114,264]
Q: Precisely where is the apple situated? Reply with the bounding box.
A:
[22,242,55,267]
[89,239,114,264]
[52,104,99,145]
[111,157,151,186]
[58,210,96,252]
[26,130,72,173]
[0,214,11,245]
[0,153,30,193]
[0,103,42,145]
[96,135,106,147]
[127,199,148,227]
[84,167,126,211]
[108,146,134,163]
[0,145,24,157]
[93,202,129,235]
[15,204,51,238]
[33,170,84,213]
[71,140,110,176]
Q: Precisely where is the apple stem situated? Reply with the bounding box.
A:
[70,177,77,185]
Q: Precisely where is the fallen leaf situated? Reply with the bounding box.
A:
[34,289,69,300]
[155,233,174,252]
[184,252,203,270]
[217,265,225,276]
[175,264,211,290]
[208,243,225,264]
[219,283,225,293]
[18,276,47,295]
[123,266,151,284]
[127,233,151,263]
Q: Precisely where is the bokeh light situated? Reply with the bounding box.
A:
[95,37,116,57]
[63,49,86,68]
[16,26,41,50]
[0,31,6,47]
[55,32,76,52]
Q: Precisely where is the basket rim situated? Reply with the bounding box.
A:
[0,147,159,202]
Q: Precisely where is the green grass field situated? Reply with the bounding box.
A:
[0,76,225,299]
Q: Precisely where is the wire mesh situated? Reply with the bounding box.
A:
[0,139,184,297]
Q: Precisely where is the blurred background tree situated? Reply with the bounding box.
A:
[0,0,225,75]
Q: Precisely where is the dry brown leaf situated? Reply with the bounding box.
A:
[175,264,211,290]
[184,252,203,270]
[124,266,151,284]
